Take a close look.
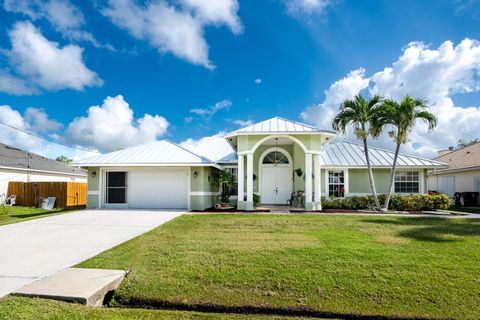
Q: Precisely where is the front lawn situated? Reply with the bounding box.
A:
[0,297,308,320]
[78,214,480,319]
[449,205,480,214]
[0,206,65,226]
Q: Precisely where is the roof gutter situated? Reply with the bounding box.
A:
[0,165,87,177]
[430,165,480,174]
[73,163,223,170]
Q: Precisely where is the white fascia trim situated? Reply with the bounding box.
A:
[329,165,445,170]
[225,131,336,138]
[0,165,86,177]
[77,163,222,169]
[190,191,221,196]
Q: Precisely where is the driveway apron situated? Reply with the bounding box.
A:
[0,209,183,298]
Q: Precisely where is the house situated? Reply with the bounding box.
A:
[428,142,480,202]
[0,143,87,199]
[75,117,446,211]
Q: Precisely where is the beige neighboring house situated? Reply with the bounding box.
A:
[0,143,87,200]
[429,142,480,202]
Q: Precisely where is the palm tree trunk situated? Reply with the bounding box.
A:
[363,137,381,210]
[384,142,401,211]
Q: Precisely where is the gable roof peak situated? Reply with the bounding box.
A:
[225,116,335,137]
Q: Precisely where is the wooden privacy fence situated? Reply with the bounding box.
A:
[7,182,87,209]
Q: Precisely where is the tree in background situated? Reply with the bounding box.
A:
[56,155,73,164]
[456,138,479,149]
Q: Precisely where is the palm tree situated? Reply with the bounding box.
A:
[373,96,437,211]
[332,94,383,210]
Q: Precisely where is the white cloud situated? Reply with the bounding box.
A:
[190,99,232,119]
[0,104,96,159]
[23,107,62,133]
[102,0,242,68]
[284,0,332,16]
[66,95,169,152]
[3,0,110,49]
[301,38,480,158]
[0,70,36,95]
[179,0,242,34]
[254,78,262,84]
[180,131,234,161]
[0,21,102,95]
[233,119,254,127]
[301,68,370,129]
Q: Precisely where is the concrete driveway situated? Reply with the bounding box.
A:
[0,209,184,298]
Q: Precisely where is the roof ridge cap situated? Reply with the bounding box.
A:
[163,139,215,163]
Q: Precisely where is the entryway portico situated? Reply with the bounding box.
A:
[225,117,335,211]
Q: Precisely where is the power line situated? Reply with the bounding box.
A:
[0,120,98,153]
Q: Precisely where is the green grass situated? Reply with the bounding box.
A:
[0,297,313,320]
[449,205,480,214]
[76,214,480,319]
[0,206,66,226]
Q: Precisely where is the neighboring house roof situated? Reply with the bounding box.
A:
[0,143,86,176]
[74,140,217,167]
[181,135,237,163]
[321,141,446,168]
[432,142,480,172]
[225,117,335,137]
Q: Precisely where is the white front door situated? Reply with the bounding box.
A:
[260,166,292,204]
[441,176,455,197]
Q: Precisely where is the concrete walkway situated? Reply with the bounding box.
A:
[0,209,184,298]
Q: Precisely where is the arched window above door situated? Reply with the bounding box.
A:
[262,151,289,164]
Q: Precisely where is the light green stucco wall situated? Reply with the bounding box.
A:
[236,134,329,153]
[349,169,391,194]
[87,167,99,191]
[348,168,427,195]
[86,167,99,209]
[189,166,220,210]
[87,194,99,209]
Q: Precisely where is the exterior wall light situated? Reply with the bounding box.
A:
[193,171,198,178]
[91,171,97,178]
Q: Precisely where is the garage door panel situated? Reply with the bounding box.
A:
[128,169,188,209]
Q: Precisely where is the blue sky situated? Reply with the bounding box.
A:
[1,0,480,159]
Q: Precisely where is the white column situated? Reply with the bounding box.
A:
[314,154,321,210]
[246,153,254,207]
[305,153,313,210]
[237,154,244,202]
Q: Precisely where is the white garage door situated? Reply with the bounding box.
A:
[128,169,188,209]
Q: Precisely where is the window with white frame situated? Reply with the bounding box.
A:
[394,171,420,193]
[225,167,238,196]
[328,171,345,197]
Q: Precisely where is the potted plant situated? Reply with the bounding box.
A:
[294,168,303,177]
[219,170,235,205]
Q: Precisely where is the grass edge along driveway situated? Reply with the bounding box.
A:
[76,214,480,320]
[0,206,66,226]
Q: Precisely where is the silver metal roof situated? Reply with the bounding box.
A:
[321,141,447,168]
[180,135,236,163]
[75,140,214,166]
[74,138,445,169]
[226,117,335,137]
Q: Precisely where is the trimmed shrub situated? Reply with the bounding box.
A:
[321,194,451,211]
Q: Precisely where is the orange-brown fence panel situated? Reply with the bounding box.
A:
[7,181,86,209]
